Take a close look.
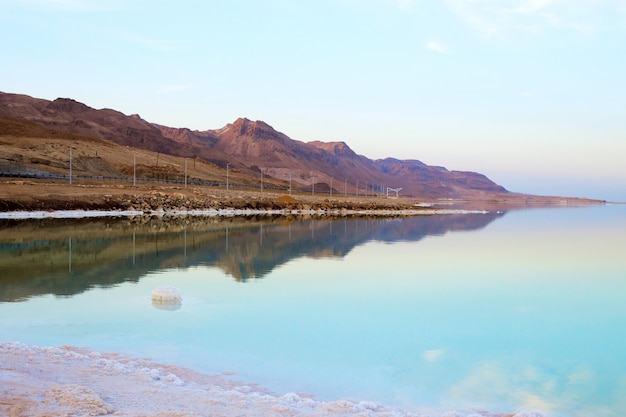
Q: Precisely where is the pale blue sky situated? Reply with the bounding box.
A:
[1,0,625,201]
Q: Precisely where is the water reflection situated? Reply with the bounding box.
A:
[0,212,503,302]
[1,206,624,417]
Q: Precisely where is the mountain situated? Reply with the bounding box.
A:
[0,91,508,198]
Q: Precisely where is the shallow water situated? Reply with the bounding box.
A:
[1,205,625,416]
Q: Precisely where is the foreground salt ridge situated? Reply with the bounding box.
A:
[0,342,545,417]
[0,208,489,219]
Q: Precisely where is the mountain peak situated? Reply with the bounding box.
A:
[230,117,274,136]
[308,140,357,157]
[46,98,92,114]
[215,117,290,145]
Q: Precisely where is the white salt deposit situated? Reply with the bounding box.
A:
[0,342,546,417]
[151,286,182,302]
[0,209,144,219]
[151,286,183,311]
[0,208,491,219]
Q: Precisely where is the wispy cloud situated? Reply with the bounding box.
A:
[444,0,611,38]
[447,361,559,412]
[21,0,126,12]
[423,349,445,362]
[108,29,184,52]
[425,40,449,54]
[512,0,556,14]
[394,0,418,11]
[445,361,617,416]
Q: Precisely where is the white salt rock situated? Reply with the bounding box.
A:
[151,286,182,311]
[164,373,184,386]
[357,401,380,411]
[151,286,182,302]
[280,392,301,404]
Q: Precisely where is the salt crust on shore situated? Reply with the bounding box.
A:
[0,208,488,219]
[0,342,545,417]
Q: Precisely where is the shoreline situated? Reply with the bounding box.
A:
[0,207,490,220]
[0,341,542,417]
[0,179,607,216]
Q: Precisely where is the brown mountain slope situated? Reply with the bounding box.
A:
[0,91,509,198]
[374,158,507,198]
[0,117,259,189]
[206,118,384,193]
[0,92,232,167]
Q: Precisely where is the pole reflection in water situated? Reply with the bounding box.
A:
[132,232,136,266]
[68,236,72,274]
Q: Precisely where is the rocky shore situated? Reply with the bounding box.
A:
[0,180,604,214]
[0,180,432,213]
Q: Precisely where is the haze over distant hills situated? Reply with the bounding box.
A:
[0,91,510,199]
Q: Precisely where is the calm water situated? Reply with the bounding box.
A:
[1,205,625,416]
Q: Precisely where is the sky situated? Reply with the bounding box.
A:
[1,0,625,201]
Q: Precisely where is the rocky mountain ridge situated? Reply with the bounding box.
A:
[0,91,508,198]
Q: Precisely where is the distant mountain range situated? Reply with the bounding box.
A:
[0,91,508,198]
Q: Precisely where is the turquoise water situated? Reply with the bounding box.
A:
[1,206,625,416]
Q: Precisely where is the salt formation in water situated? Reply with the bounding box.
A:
[151,286,182,302]
[151,286,182,311]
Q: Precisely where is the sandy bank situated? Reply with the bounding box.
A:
[0,342,545,417]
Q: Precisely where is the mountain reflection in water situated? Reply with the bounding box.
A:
[0,212,503,302]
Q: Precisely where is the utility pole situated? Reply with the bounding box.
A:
[226,163,230,191]
[69,147,72,185]
[133,152,137,186]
